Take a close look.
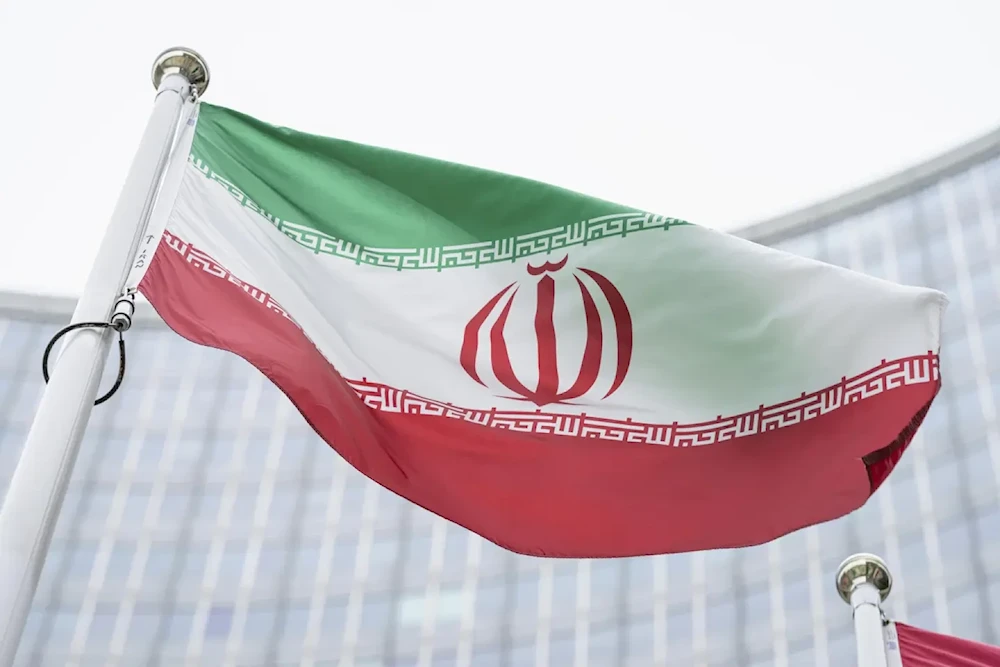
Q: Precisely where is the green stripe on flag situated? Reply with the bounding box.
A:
[190,103,690,269]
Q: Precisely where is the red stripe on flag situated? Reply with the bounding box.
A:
[896,621,1000,666]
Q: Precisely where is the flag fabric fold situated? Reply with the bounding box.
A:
[137,101,947,557]
[885,621,1000,666]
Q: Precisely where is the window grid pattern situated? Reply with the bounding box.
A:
[2,155,1000,666]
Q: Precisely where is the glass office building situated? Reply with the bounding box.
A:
[2,128,999,666]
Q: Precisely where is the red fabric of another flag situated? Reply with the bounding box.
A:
[897,622,1000,666]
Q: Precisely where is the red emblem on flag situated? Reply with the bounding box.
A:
[460,256,633,407]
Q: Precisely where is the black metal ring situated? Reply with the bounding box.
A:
[42,322,127,406]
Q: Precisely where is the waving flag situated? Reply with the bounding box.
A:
[136,102,946,557]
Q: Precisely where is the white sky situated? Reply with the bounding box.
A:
[1,0,998,297]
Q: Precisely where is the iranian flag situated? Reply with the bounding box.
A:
[135,102,946,557]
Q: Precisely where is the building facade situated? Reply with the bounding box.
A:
[2,129,999,666]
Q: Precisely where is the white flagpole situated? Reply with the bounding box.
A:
[836,553,893,667]
[0,47,209,667]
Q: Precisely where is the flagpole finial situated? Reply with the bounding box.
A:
[151,47,210,97]
[836,552,892,604]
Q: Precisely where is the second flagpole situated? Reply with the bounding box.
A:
[0,48,209,667]
[837,553,893,667]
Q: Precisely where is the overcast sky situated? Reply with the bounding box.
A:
[1,0,998,297]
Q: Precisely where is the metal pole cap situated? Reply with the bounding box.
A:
[835,552,892,604]
[151,47,210,97]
